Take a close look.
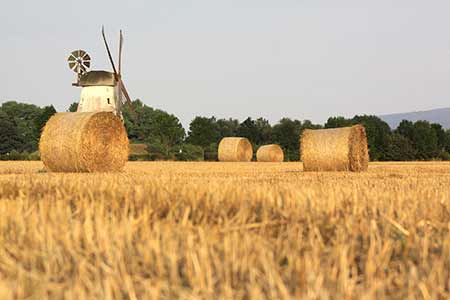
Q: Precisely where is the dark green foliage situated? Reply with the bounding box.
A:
[0,110,22,154]
[236,118,260,146]
[431,123,447,151]
[34,105,57,137]
[325,116,353,128]
[187,117,219,148]
[272,118,302,161]
[396,120,415,141]
[216,118,239,139]
[172,144,204,161]
[1,101,43,152]
[351,115,391,161]
[67,102,78,112]
[123,100,185,157]
[204,143,218,161]
[384,133,416,161]
[409,121,439,160]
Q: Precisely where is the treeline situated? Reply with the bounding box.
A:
[1,99,450,161]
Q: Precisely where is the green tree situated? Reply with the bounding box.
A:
[351,115,392,161]
[236,118,259,145]
[410,121,439,160]
[396,120,415,140]
[431,123,447,151]
[172,144,204,161]
[384,133,416,161]
[216,118,239,140]
[0,111,22,154]
[123,100,185,158]
[34,105,57,136]
[187,116,219,148]
[254,118,272,146]
[325,116,353,128]
[0,101,42,152]
[67,102,78,112]
[272,118,302,161]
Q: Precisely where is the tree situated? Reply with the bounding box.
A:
[0,111,22,154]
[431,123,447,151]
[123,100,185,158]
[325,116,353,128]
[172,144,204,161]
[236,118,260,145]
[187,117,219,148]
[410,121,439,160]
[67,102,78,112]
[396,120,415,140]
[272,118,302,161]
[384,133,416,161]
[0,101,42,152]
[254,118,272,146]
[34,105,57,136]
[351,115,392,161]
[216,118,239,140]
[150,109,185,156]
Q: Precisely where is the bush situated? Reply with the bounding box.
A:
[172,144,204,161]
[204,143,218,161]
[129,154,153,161]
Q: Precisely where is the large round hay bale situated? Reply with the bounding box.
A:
[218,137,253,162]
[39,112,129,172]
[256,144,284,162]
[301,125,369,172]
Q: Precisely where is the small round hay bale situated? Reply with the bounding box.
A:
[218,137,253,162]
[39,112,129,172]
[256,144,284,162]
[301,125,369,172]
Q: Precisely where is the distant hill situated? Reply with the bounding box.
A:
[379,107,450,130]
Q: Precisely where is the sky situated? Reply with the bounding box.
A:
[1,0,450,128]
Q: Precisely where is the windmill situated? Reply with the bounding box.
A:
[67,27,133,119]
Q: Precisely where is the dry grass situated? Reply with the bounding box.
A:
[0,161,449,299]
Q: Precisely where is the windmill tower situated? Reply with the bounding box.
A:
[67,28,133,119]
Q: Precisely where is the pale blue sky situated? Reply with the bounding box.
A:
[1,0,450,127]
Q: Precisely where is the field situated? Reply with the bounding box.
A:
[0,161,449,299]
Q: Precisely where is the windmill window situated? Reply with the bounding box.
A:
[107,98,111,104]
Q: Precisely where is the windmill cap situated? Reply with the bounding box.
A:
[79,71,116,87]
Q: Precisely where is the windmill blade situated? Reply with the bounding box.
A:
[119,79,137,117]
[118,30,124,105]
[118,30,123,75]
[118,79,132,105]
[101,26,118,75]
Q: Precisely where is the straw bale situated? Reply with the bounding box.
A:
[301,125,369,172]
[256,144,284,162]
[218,137,253,162]
[39,112,129,172]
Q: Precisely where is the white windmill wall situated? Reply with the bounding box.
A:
[77,86,117,114]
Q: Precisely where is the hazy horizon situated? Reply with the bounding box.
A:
[2,0,450,128]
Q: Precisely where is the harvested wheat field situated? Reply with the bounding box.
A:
[0,161,449,300]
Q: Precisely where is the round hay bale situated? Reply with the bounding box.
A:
[300,125,369,172]
[39,112,129,172]
[218,137,253,162]
[256,144,284,162]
